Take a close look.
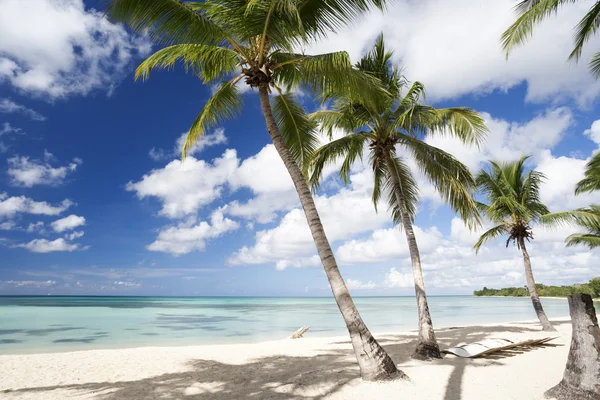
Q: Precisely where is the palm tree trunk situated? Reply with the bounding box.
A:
[257,84,403,381]
[384,154,441,360]
[518,237,556,332]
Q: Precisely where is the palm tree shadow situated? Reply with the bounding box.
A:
[4,350,364,400]
[3,324,564,400]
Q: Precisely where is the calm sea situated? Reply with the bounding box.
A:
[0,296,583,354]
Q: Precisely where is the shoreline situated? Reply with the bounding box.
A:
[0,318,574,400]
[0,315,573,357]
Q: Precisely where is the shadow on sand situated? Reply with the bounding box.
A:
[2,323,565,400]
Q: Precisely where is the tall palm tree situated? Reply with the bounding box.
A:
[310,35,487,360]
[501,0,600,77]
[106,0,403,380]
[576,152,600,194]
[474,156,556,332]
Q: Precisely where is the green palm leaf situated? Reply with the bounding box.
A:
[271,89,319,175]
[399,134,481,229]
[106,0,225,46]
[183,78,242,158]
[575,152,600,194]
[473,224,507,253]
[309,133,367,188]
[135,44,239,83]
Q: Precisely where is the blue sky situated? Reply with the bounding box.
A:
[0,0,598,296]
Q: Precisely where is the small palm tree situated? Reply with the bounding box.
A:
[502,0,600,77]
[576,152,600,194]
[310,35,487,360]
[474,156,556,332]
[107,0,401,380]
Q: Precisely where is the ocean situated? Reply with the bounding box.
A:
[0,295,582,354]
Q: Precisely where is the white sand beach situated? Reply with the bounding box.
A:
[0,318,573,400]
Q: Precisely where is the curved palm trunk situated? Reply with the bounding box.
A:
[385,154,441,360]
[518,237,556,332]
[258,84,402,381]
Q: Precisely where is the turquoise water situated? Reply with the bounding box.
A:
[0,296,582,354]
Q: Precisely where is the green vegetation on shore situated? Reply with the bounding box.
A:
[474,279,600,298]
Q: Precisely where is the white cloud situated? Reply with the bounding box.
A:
[16,238,83,253]
[51,214,85,232]
[337,226,443,264]
[65,231,84,241]
[228,169,391,268]
[0,280,56,287]
[0,98,45,120]
[384,268,414,288]
[26,221,44,233]
[113,281,141,288]
[127,150,238,218]
[0,122,23,137]
[0,221,15,230]
[0,195,72,218]
[346,278,377,290]
[584,120,600,145]
[8,155,79,187]
[149,129,228,161]
[308,0,600,105]
[147,211,240,255]
[227,144,299,223]
[0,0,151,98]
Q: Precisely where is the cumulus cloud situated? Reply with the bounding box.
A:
[0,280,56,288]
[127,150,238,218]
[64,231,84,241]
[26,221,44,233]
[309,0,600,105]
[147,211,240,255]
[0,221,15,230]
[51,214,85,232]
[228,168,391,269]
[0,98,45,120]
[16,238,84,253]
[346,278,377,290]
[149,129,228,161]
[8,155,79,187]
[0,0,151,98]
[0,195,72,218]
[384,268,414,288]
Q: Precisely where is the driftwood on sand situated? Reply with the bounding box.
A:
[289,326,310,339]
[545,293,600,400]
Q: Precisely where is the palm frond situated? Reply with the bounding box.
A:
[429,108,488,147]
[309,109,367,138]
[566,233,600,248]
[106,0,224,46]
[501,0,567,57]
[135,44,239,83]
[568,1,600,62]
[400,134,482,229]
[182,78,242,158]
[271,89,319,175]
[309,133,367,189]
[575,152,600,194]
[473,224,507,253]
[589,51,600,78]
[384,155,419,222]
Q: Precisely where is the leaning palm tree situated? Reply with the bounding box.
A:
[310,35,487,360]
[502,0,600,77]
[474,156,556,332]
[576,152,600,194]
[106,0,401,380]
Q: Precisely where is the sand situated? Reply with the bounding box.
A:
[0,318,572,400]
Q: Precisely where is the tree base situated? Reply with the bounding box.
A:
[411,342,442,361]
[545,383,600,400]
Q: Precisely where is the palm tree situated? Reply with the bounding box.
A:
[576,152,600,194]
[502,0,600,77]
[474,156,556,332]
[310,35,487,360]
[106,0,402,380]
